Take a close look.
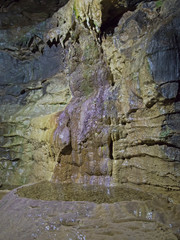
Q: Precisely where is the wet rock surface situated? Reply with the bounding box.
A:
[17,181,153,203]
[51,0,180,188]
[0,182,180,240]
[0,1,179,239]
[0,0,180,193]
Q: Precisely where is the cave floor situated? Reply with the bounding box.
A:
[0,182,180,240]
[0,190,10,200]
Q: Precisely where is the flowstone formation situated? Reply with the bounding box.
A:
[0,0,180,190]
[0,1,180,239]
[52,0,180,189]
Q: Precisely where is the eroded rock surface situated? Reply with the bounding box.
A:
[51,0,180,189]
[0,0,71,185]
[0,0,180,190]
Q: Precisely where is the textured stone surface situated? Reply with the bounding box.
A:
[0,0,180,190]
[51,0,180,189]
[0,0,71,185]
[0,182,180,240]
[0,1,180,239]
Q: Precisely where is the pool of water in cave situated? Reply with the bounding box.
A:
[17,181,153,203]
[0,181,180,240]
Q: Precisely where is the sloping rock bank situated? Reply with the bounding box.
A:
[0,182,180,240]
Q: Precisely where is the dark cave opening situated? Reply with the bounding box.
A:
[100,0,135,36]
[100,13,124,35]
[100,0,156,36]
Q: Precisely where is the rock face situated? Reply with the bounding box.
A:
[0,0,180,188]
[0,0,71,184]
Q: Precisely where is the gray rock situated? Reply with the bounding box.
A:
[147,16,180,96]
[158,82,179,99]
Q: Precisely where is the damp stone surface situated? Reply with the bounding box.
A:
[0,182,180,240]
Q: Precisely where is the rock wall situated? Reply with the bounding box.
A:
[0,0,180,189]
[0,0,71,185]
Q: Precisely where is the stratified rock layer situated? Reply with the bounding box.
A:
[0,0,71,184]
[0,0,180,189]
[52,0,180,189]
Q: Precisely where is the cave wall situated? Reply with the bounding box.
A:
[0,0,180,188]
[0,0,71,185]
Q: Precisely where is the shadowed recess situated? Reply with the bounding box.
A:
[100,0,156,34]
[0,0,69,27]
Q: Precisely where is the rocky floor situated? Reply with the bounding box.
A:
[0,182,180,240]
[0,190,9,200]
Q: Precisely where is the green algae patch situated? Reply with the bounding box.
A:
[156,0,163,9]
[160,125,173,139]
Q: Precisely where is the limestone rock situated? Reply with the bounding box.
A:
[0,0,179,190]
